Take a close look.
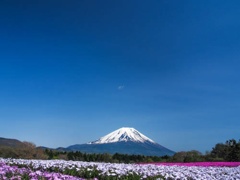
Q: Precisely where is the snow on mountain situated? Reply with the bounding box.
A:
[68,127,175,156]
[88,127,156,144]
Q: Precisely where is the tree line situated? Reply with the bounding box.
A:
[171,139,240,162]
[1,139,240,163]
[0,141,47,159]
[45,149,169,163]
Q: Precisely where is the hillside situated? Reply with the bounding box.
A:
[0,137,24,148]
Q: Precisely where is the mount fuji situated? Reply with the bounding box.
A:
[66,127,175,156]
[88,127,155,144]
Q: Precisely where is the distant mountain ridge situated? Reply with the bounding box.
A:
[0,137,25,148]
[67,127,175,156]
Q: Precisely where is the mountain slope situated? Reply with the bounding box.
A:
[67,127,175,156]
[68,141,175,156]
[0,137,25,148]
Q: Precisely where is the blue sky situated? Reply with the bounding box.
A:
[0,0,240,153]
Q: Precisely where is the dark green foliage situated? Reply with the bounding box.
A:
[56,151,169,164]
[210,139,240,161]
[20,173,31,180]
[171,150,204,162]
[0,146,19,158]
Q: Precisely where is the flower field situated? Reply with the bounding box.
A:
[146,162,240,167]
[1,158,240,180]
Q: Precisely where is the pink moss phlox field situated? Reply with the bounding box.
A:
[143,162,240,167]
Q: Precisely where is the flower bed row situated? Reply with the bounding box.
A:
[145,162,240,167]
[1,158,240,179]
[0,162,83,180]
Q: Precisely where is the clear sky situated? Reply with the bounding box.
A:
[1,0,240,153]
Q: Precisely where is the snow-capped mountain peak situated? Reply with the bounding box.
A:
[88,127,156,144]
